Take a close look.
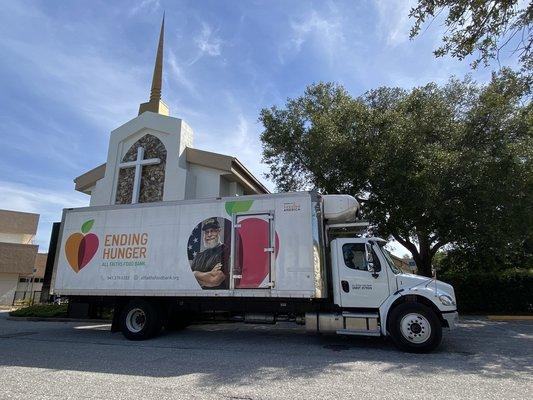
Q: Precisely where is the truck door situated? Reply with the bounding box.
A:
[332,239,390,308]
[232,213,275,289]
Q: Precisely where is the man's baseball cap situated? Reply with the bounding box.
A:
[202,218,220,231]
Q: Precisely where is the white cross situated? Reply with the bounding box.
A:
[118,147,160,204]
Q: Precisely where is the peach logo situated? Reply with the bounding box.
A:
[65,219,99,273]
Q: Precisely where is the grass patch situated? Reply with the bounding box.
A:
[10,304,68,318]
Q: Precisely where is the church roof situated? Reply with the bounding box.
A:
[74,148,269,196]
[185,148,269,194]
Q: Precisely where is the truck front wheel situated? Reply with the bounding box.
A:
[388,302,442,353]
[120,299,162,340]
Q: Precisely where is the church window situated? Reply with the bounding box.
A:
[115,134,167,204]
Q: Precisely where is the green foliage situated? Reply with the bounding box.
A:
[409,0,532,84]
[440,269,533,313]
[10,304,68,318]
[259,70,532,277]
[435,239,532,274]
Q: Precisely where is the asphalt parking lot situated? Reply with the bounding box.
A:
[0,311,531,400]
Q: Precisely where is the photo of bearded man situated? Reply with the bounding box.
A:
[188,217,231,289]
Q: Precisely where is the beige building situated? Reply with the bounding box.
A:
[14,253,48,305]
[0,209,39,305]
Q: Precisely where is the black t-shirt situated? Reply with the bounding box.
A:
[190,243,229,289]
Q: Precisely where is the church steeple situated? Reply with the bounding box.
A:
[138,14,170,116]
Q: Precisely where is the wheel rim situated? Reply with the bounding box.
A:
[400,313,431,344]
[126,308,146,333]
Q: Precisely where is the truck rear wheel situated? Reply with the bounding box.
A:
[120,299,162,340]
[388,302,442,353]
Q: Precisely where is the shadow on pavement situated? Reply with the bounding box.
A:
[0,316,531,385]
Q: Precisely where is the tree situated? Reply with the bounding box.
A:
[259,71,531,276]
[409,0,532,84]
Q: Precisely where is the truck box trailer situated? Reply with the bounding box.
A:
[52,191,458,352]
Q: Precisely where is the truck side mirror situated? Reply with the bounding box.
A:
[365,243,374,266]
[366,243,379,278]
[367,261,375,272]
[367,250,373,263]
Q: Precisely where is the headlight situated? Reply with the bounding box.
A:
[439,294,455,306]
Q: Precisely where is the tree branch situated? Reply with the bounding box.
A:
[430,240,447,257]
[393,234,420,258]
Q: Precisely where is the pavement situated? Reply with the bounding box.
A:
[0,311,531,400]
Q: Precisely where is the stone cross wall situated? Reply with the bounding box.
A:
[115,134,167,204]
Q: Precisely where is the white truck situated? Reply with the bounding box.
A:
[52,191,458,352]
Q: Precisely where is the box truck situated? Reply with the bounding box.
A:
[52,191,458,352]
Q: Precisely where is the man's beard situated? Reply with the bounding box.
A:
[204,238,222,249]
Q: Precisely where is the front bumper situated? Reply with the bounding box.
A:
[442,311,459,329]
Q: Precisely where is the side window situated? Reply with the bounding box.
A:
[342,243,367,271]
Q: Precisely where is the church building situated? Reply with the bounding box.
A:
[73,17,268,206]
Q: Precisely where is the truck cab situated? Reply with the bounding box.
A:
[306,234,458,352]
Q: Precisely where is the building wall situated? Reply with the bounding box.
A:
[0,232,34,244]
[187,165,246,198]
[0,210,40,305]
[228,180,245,196]
[0,209,39,236]
[16,279,43,293]
[0,273,18,305]
[33,253,47,278]
[189,164,224,198]
[0,242,38,275]
[8,253,47,305]
[220,177,245,197]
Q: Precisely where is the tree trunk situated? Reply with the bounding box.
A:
[416,255,433,277]
[393,233,435,277]
[416,235,433,277]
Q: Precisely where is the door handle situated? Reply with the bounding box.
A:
[341,280,349,293]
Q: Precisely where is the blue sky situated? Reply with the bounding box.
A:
[0,0,521,253]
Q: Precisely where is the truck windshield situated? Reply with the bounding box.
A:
[377,244,402,275]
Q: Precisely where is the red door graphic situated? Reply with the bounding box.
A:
[234,214,278,289]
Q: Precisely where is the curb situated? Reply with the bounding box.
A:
[487,315,533,321]
[6,316,111,323]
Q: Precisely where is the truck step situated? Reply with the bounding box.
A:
[342,312,379,318]
[336,329,381,337]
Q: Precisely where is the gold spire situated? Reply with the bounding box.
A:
[139,14,169,116]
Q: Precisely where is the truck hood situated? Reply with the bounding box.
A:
[397,273,432,290]
[396,273,456,306]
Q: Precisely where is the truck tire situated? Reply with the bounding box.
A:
[120,299,162,341]
[388,302,442,353]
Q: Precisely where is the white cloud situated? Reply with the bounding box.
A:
[0,117,84,171]
[167,48,200,99]
[195,23,223,57]
[374,0,416,46]
[192,90,273,191]
[0,181,86,215]
[128,0,161,17]
[184,22,224,67]
[292,11,344,51]
[279,9,346,64]
[1,36,145,131]
[206,112,273,192]
[0,180,88,251]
